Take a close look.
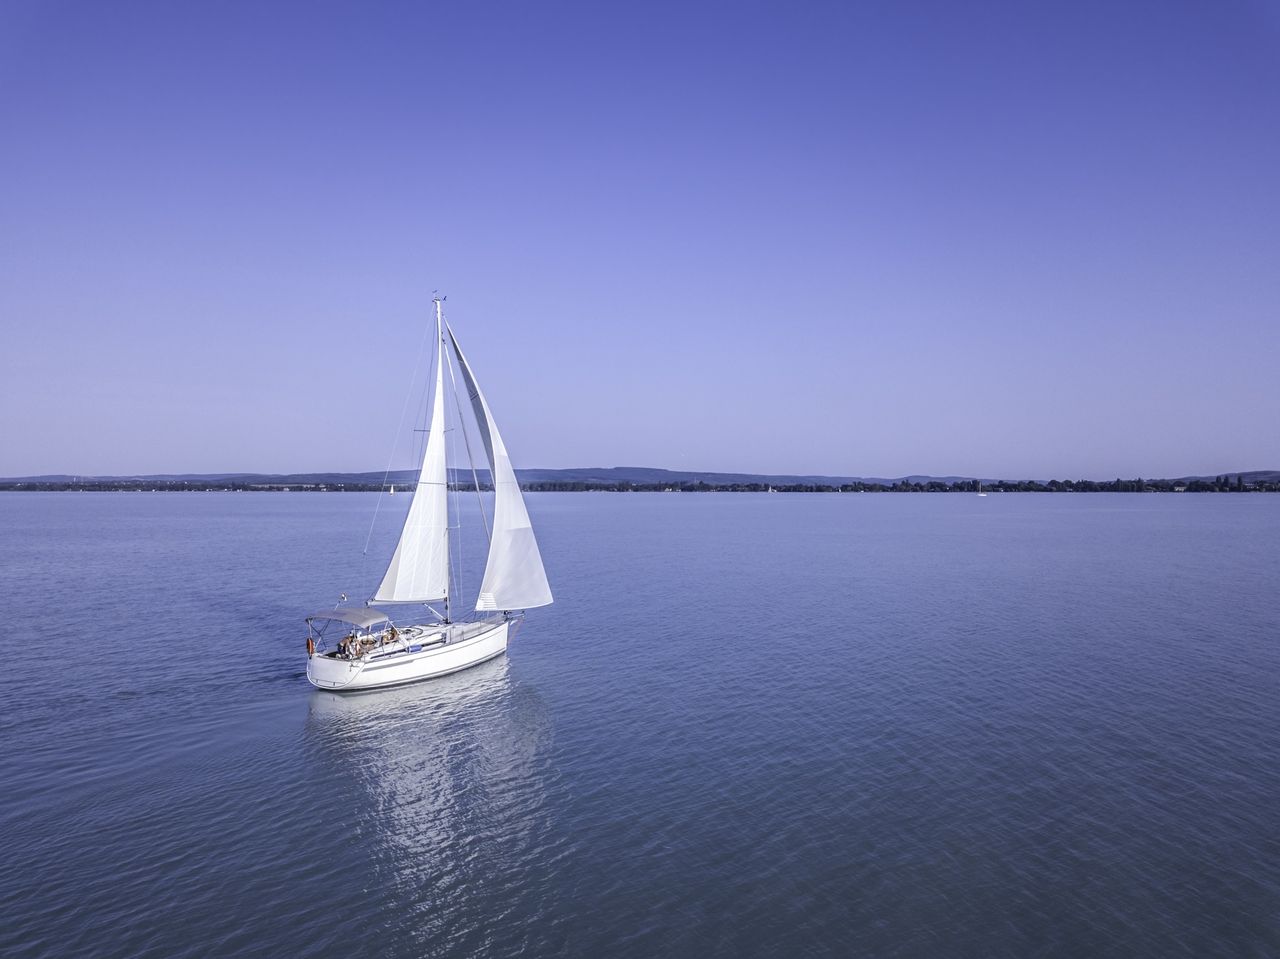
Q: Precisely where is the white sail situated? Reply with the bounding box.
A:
[373,313,450,603]
[447,325,553,611]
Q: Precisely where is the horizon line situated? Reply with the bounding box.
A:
[3,465,1276,485]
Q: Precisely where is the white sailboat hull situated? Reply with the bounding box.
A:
[306,619,510,692]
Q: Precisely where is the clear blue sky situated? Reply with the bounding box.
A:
[3,1,1277,479]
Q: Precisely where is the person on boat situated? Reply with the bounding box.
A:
[385,625,398,645]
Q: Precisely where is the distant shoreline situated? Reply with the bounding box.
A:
[3,476,1276,493]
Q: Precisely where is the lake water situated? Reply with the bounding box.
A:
[1,491,1277,958]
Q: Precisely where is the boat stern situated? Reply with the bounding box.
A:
[306,652,364,690]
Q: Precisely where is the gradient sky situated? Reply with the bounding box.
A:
[3,1,1278,479]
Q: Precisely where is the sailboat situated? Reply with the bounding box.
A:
[304,297,553,692]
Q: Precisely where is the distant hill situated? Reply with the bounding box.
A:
[514,466,981,486]
[1173,470,1280,484]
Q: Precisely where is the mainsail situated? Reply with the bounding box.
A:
[373,310,451,603]
[447,324,553,611]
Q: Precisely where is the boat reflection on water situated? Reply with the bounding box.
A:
[304,658,557,951]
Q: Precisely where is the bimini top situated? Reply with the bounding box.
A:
[305,607,391,629]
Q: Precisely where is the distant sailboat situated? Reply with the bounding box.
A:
[304,297,552,691]
[389,484,395,496]
[977,480,987,497]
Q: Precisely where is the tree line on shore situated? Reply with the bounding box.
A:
[3,474,1275,493]
[521,475,1275,493]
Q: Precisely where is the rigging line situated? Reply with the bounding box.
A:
[444,338,492,544]
[363,312,436,561]
[446,351,462,616]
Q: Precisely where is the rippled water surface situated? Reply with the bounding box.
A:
[2,492,1277,958]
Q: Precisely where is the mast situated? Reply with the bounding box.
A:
[437,296,451,624]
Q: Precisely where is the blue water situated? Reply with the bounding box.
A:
[2,492,1277,957]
